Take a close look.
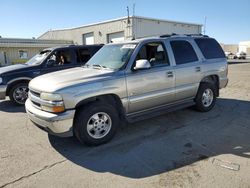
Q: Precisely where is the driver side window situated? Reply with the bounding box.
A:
[136,42,170,68]
[47,50,72,66]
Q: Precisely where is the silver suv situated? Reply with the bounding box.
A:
[25,34,228,146]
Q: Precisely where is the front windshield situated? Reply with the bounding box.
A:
[86,43,137,70]
[25,50,51,66]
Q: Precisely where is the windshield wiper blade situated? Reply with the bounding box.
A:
[92,64,109,69]
[82,64,91,68]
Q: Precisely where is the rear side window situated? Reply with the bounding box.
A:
[195,38,225,59]
[77,48,92,63]
[170,40,198,65]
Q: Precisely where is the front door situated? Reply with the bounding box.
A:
[126,42,175,113]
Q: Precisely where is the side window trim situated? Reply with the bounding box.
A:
[69,49,76,65]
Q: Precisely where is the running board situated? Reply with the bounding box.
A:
[126,100,195,123]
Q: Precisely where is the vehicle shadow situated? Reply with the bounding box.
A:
[0,99,25,113]
[48,98,250,179]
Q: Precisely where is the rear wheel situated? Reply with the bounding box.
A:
[9,83,29,105]
[74,101,119,146]
[195,82,216,112]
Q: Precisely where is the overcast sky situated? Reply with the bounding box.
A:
[0,0,249,44]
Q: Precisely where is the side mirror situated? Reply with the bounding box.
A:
[46,59,56,67]
[134,59,151,70]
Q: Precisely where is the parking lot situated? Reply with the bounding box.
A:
[0,62,250,188]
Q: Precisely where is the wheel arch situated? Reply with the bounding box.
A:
[200,74,219,97]
[6,78,31,96]
[75,94,125,120]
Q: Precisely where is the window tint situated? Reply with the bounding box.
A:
[77,48,91,63]
[195,38,225,59]
[170,41,198,65]
[136,42,170,67]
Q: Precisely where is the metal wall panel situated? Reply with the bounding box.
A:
[39,18,132,45]
[39,17,202,45]
[132,17,202,39]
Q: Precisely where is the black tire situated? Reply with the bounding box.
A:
[74,101,119,146]
[9,83,29,106]
[195,82,216,112]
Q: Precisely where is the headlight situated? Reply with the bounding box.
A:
[40,93,65,113]
[0,77,2,84]
[41,93,63,101]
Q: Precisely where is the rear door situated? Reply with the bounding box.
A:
[126,41,175,113]
[169,39,203,101]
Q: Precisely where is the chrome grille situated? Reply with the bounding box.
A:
[30,90,40,98]
[29,89,42,109]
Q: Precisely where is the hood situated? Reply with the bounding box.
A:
[0,64,28,75]
[29,67,115,93]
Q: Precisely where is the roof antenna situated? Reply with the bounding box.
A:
[203,16,207,35]
[133,3,136,16]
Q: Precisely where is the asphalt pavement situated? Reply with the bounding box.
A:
[0,63,250,188]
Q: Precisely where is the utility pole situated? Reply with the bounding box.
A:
[127,6,130,24]
[132,3,136,40]
[133,3,136,16]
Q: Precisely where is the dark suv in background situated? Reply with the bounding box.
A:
[0,44,103,105]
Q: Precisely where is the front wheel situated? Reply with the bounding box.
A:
[195,82,216,112]
[74,101,119,146]
[9,83,29,105]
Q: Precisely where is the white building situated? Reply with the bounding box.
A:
[239,41,250,54]
[220,44,238,54]
[0,38,72,66]
[39,16,202,45]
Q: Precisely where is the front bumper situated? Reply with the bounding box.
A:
[0,85,7,100]
[25,99,75,137]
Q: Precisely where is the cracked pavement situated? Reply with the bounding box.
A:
[0,63,250,188]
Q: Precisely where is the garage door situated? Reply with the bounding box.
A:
[83,33,94,45]
[107,31,125,43]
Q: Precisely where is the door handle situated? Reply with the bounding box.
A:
[195,67,201,72]
[166,71,174,78]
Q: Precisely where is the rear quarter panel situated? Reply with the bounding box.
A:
[201,58,228,88]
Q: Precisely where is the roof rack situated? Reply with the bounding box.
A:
[160,33,177,38]
[185,33,209,37]
[160,33,209,38]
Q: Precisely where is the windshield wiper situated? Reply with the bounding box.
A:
[83,64,111,70]
[82,64,91,68]
[92,64,109,69]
